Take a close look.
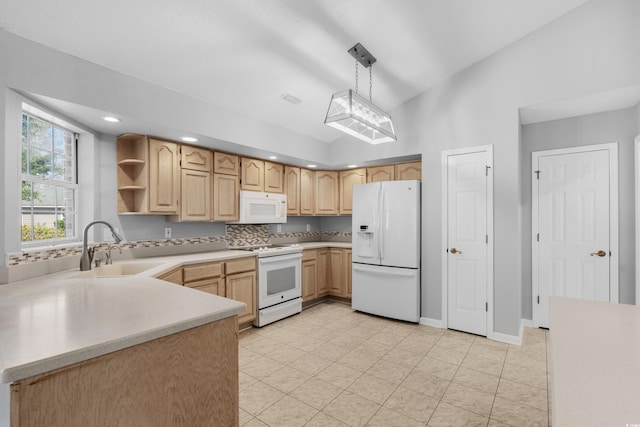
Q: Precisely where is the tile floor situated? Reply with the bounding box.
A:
[239,301,550,427]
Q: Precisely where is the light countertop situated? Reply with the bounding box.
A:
[0,249,255,384]
[549,297,640,426]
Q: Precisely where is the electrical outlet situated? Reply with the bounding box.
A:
[306,224,311,232]
[164,227,172,238]
[276,225,282,233]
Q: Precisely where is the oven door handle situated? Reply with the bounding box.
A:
[258,253,302,264]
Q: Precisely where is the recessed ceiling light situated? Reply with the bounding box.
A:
[347,164,358,168]
[103,116,121,123]
[181,136,198,142]
[307,164,317,168]
[269,156,278,160]
[281,93,302,105]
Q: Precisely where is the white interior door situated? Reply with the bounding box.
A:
[444,149,491,337]
[533,144,618,328]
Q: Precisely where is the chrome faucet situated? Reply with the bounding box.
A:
[80,221,123,271]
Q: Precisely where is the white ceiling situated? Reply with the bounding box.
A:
[0,0,594,142]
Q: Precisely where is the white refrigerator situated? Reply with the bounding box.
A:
[351,180,421,323]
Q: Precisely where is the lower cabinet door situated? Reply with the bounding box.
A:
[226,271,256,325]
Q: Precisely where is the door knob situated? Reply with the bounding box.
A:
[449,248,462,254]
[590,250,607,257]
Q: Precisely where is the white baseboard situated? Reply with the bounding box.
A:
[491,330,522,345]
[521,318,534,328]
[419,317,443,328]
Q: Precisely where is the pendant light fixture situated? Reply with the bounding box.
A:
[324,43,396,144]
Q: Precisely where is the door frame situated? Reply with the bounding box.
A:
[532,143,619,326]
[635,135,640,305]
[441,145,494,339]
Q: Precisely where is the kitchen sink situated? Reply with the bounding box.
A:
[67,261,166,279]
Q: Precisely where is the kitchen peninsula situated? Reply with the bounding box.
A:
[0,252,248,427]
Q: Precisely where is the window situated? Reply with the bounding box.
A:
[21,108,78,245]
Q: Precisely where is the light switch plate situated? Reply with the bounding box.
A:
[276,225,282,233]
[164,227,172,238]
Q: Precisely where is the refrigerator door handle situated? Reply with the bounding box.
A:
[353,263,416,277]
[379,186,384,261]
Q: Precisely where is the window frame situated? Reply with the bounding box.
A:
[20,105,80,248]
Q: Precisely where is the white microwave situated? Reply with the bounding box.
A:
[229,191,287,224]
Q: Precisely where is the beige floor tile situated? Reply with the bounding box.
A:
[500,364,547,390]
[289,352,334,376]
[436,335,474,352]
[241,356,287,380]
[239,381,285,416]
[496,378,548,411]
[427,401,489,427]
[490,396,548,426]
[384,385,439,423]
[306,411,350,427]
[290,377,343,410]
[289,334,325,352]
[240,408,253,426]
[382,347,426,367]
[367,330,408,347]
[414,356,459,381]
[365,407,426,427]
[323,391,381,427]
[259,326,304,343]
[243,335,289,355]
[265,344,307,365]
[468,341,508,362]
[441,382,495,417]
[461,352,505,377]
[452,367,500,394]
[243,418,269,427]
[261,366,311,393]
[239,347,262,367]
[256,395,318,427]
[311,341,352,361]
[396,335,439,355]
[347,373,398,405]
[316,362,365,389]
[367,358,413,385]
[401,369,450,398]
[239,371,259,388]
[427,343,469,365]
[339,349,384,372]
[487,419,510,426]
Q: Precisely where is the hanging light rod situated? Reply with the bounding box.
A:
[348,43,376,68]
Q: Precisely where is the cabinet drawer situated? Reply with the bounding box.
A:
[302,249,317,261]
[183,262,223,283]
[225,257,256,275]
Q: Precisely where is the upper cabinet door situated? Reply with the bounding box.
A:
[395,161,422,181]
[367,165,395,183]
[213,173,239,221]
[300,168,315,215]
[181,145,212,172]
[148,138,179,214]
[284,166,301,215]
[214,152,239,176]
[339,168,366,215]
[315,171,339,215]
[241,158,264,192]
[264,161,284,193]
[180,169,212,221]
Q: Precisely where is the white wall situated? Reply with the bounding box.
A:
[330,0,640,336]
[521,108,638,318]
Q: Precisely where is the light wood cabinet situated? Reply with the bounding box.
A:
[226,271,256,326]
[181,145,212,172]
[315,171,339,215]
[148,138,180,214]
[240,157,265,192]
[9,318,239,427]
[344,249,352,298]
[213,173,239,221]
[175,168,212,221]
[329,248,344,296]
[339,168,366,214]
[214,152,239,176]
[395,161,422,181]
[284,166,301,215]
[181,261,226,296]
[225,257,257,327]
[367,165,395,183]
[117,134,148,214]
[264,161,284,193]
[157,268,183,285]
[300,168,315,215]
[302,250,317,302]
[316,249,329,296]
